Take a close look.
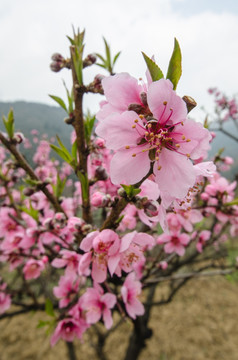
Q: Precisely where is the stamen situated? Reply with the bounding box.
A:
[182,135,186,140]
[132,153,136,157]
[125,145,130,149]
[134,119,138,123]
[139,114,144,119]
[186,139,191,142]
[132,124,136,128]
[157,165,162,170]
[175,144,180,148]
[186,153,190,158]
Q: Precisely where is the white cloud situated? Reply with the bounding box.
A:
[0,0,237,122]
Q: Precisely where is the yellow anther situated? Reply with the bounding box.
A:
[132,124,136,128]
[181,121,184,126]
[125,145,130,149]
[186,139,191,142]
[147,124,152,128]
[175,144,180,148]
[139,114,144,119]
[157,165,162,170]
[132,153,136,157]
[145,131,149,136]
[155,156,159,161]
[150,132,154,137]
[186,153,190,158]
[182,135,186,140]
[163,101,167,105]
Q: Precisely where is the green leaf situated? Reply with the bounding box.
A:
[103,37,111,70]
[49,95,68,113]
[2,109,15,138]
[142,52,164,82]
[45,299,55,317]
[113,51,121,66]
[224,198,238,206]
[77,171,89,202]
[166,38,182,90]
[20,201,39,221]
[71,140,78,161]
[121,184,141,198]
[37,320,51,329]
[50,144,72,163]
[84,111,96,145]
[53,173,67,198]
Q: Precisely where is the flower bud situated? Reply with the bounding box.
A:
[51,53,64,62]
[95,166,108,180]
[50,61,62,72]
[12,132,25,144]
[143,200,159,217]
[83,53,97,68]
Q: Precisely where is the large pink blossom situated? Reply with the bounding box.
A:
[80,283,116,329]
[96,75,211,199]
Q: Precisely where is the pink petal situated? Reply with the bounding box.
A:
[96,111,142,150]
[154,149,195,199]
[147,79,187,125]
[110,147,150,185]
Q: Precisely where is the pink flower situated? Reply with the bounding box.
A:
[23,259,45,280]
[80,230,121,283]
[51,318,84,346]
[96,75,211,200]
[0,282,11,314]
[195,230,211,253]
[121,272,144,319]
[53,274,80,308]
[157,231,190,256]
[80,283,116,329]
[51,250,81,277]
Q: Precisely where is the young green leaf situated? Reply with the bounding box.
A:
[166,38,182,90]
[45,299,55,317]
[142,52,164,82]
[49,95,68,113]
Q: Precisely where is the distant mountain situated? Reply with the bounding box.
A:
[0,101,71,148]
[0,101,237,179]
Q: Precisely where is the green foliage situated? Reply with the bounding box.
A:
[52,173,67,198]
[166,38,182,90]
[84,111,96,145]
[77,170,89,202]
[224,198,238,206]
[68,28,85,85]
[2,108,15,139]
[50,135,76,168]
[142,52,164,81]
[48,95,68,114]
[45,298,55,317]
[19,201,39,222]
[121,184,141,198]
[96,38,121,74]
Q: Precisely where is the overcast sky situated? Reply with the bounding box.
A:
[0,0,238,121]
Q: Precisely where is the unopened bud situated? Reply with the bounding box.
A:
[83,53,97,68]
[182,95,197,113]
[23,187,35,196]
[50,61,62,72]
[95,166,108,180]
[81,224,93,235]
[143,200,159,217]
[12,132,25,144]
[117,188,126,198]
[51,53,64,62]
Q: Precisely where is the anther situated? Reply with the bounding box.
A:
[186,153,190,158]
[132,124,136,128]
[182,135,186,140]
[132,153,136,157]
[163,101,167,105]
[157,165,162,170]
[186,139,191,142]
[175,144,180,148]
[125,145,130,149]
[181,122,184,126]
[134,119,138,123]
[139,114,144,119]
